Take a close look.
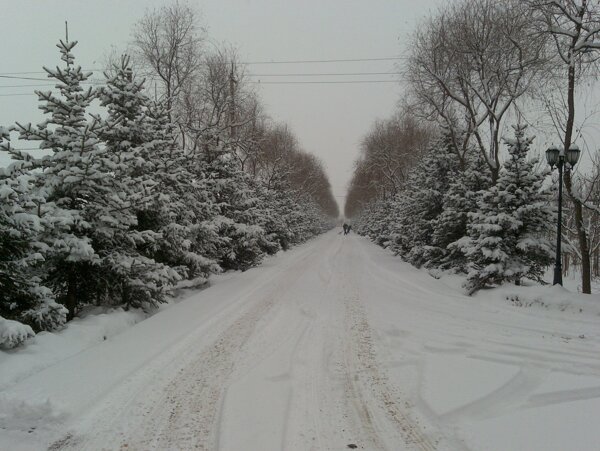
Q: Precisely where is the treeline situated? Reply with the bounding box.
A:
[0,3,337,348]
[346,0,600,294]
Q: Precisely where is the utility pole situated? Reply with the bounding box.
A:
[229,61,237,140]
[65,21,69,42]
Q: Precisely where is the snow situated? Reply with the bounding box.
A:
[0,308,148,391]
[1,231,600,450]
[462,396,600,451]
[0,318,35,350]
[420,355,520,415]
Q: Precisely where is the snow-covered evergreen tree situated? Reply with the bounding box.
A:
[97,55,187,305]
[99,55,155,206]
[138,100,220,285]
[458,125,555,294]
[250,181,289,251]
[259,175,335,249]
[13,39,108,318]
[13,39,176,317]
[201,140,272,270]
[360,198,396,248]
[0,127,67,333]
[429,149,493,271]
[295,193,331,239]
[388,133,460,266]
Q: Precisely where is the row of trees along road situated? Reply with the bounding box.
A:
[0,3,338,348]
[346,0,600,294]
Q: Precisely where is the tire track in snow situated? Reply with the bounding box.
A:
[338,241,438,451]
[285,260,344,451]
[128,249,320,451]
[343,295,437,451]
[51,243,321,451]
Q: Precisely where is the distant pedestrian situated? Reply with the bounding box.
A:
[342,223,348,235]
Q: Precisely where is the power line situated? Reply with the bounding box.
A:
[0,57,407,76]
[1,147,42,151]
[0,80,106,89]
[249,72,400,77]
[0,79,400,96]
[3,69,598,86]
[0,73,399,88]
[0,74,50,81]
[0,71,51,75]
[0,69,107,76]
[249,80,398,84]
[0,83,55,89]
[0,93,36,97]
[242,57,406,65]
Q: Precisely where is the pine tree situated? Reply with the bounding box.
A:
[139,100,220,285]
[370,198,396,248]
[0,127,67,333]
[251,181,288,251]
[13,39,104,319]
[98,55,184,306]
[13,39,175,317]
[388,133,460,266]
[429,149,492,271]
[459,125,555,294]
[294,193,329,240]
[201,141,271,270]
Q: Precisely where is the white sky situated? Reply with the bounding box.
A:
[0,0,445,210]
[1,0,598,210]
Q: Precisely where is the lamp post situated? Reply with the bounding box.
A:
[545,144,581,286]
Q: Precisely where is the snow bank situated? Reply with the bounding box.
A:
[0,308,148,391]
[0,307,150,449]
[0,317,35,350]
[435,270,600,316]
[500,284,600,315]
[0,397,65,431]
[469,283,600,317]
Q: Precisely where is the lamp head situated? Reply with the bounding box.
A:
[546,145,560,168]
[566,144,580,167]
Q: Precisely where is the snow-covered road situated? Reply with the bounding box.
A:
[3,231,600,450]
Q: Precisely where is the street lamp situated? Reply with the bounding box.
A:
[546,144,581,286]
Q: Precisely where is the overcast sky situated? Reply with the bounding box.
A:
[0,0,447,210]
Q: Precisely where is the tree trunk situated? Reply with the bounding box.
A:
[65,271,77,321]
[563,42,592,294]
[565,171,592,293]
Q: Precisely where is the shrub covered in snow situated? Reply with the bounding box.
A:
[0,317,34,349]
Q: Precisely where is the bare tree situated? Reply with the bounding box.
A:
[529,0,600,294]
[132,1,204,123]
[344,110,433,218]
[176,45,260,158]
[248,121,337,217]
[254,123,297,190]
[345,160,380,219]
[360,112,431,198]
[227,93,267,174]
[130,3,337,219]
[406,0,549,180]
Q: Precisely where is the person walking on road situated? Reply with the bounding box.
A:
[342,223,351,235]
